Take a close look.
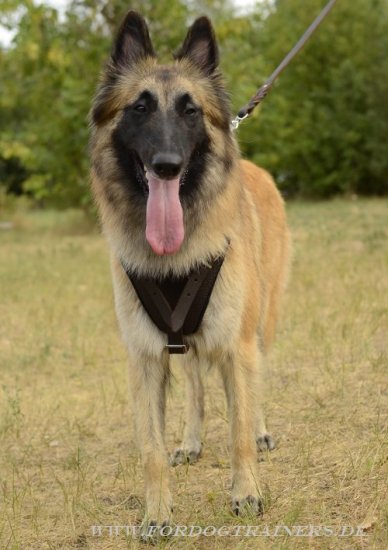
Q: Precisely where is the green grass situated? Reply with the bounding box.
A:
[0,199,387,549]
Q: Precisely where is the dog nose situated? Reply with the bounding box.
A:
[151,153,183,179]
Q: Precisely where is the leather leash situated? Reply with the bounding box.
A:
[231,0,338,130]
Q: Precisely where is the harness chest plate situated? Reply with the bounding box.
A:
[122,245,229,354]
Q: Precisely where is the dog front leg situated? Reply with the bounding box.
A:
[171,354,204,465]
[220,343,263,516]
[128,353,172,530]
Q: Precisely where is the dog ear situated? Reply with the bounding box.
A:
[111,11,155,68]
[175,17,219,75]
[91,12,155,125]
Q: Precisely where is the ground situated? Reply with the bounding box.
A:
[0,199,387,549]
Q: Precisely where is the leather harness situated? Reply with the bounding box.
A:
[121,243,229,354]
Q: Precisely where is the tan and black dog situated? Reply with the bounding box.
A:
[89,11,290,530]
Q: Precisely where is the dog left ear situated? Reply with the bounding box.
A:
[175,17,219,75]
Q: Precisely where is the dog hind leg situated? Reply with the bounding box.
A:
[252,354,276,452]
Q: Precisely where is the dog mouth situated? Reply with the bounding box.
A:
[134,154,188,192]
[133,153,186,256]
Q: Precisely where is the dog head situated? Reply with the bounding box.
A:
[90,12,235,256]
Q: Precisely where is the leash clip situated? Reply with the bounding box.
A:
[230,113,248,131]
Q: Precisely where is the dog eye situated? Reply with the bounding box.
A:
[185,107,197,116]
[134,104,147,113]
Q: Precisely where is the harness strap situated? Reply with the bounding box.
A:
[122,242,229,354]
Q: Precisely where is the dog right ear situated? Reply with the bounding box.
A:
[111,11,155,68]
[91,12,155,126]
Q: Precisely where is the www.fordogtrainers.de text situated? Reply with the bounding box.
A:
[91,524,368,538]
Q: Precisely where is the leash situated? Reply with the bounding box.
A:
[231,0,338,130]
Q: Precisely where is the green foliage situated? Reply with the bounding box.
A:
[0,0,387,206]
[238,0,388,197]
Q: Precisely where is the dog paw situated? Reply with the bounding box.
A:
[170,447,201,466]
[231,495,264,517]
[140,520,173,542]
[256,433,275,452]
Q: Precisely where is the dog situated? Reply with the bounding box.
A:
[89,10,291,531]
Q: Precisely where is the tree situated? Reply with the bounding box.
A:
[238,0,388,197]
[0,0,387,205]
[0,0,191,207]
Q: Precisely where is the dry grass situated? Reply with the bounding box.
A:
[0,200,387,549]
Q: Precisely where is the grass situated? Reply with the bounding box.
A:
[0,199,387,549]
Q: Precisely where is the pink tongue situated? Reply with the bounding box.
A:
[146,174,184,255]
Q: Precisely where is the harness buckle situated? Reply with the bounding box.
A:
[165,343,190,354]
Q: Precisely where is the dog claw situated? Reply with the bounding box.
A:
[170,448,201,466]
[256,434,275,452]
[140,519,172,542]
[232,495,263,516]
